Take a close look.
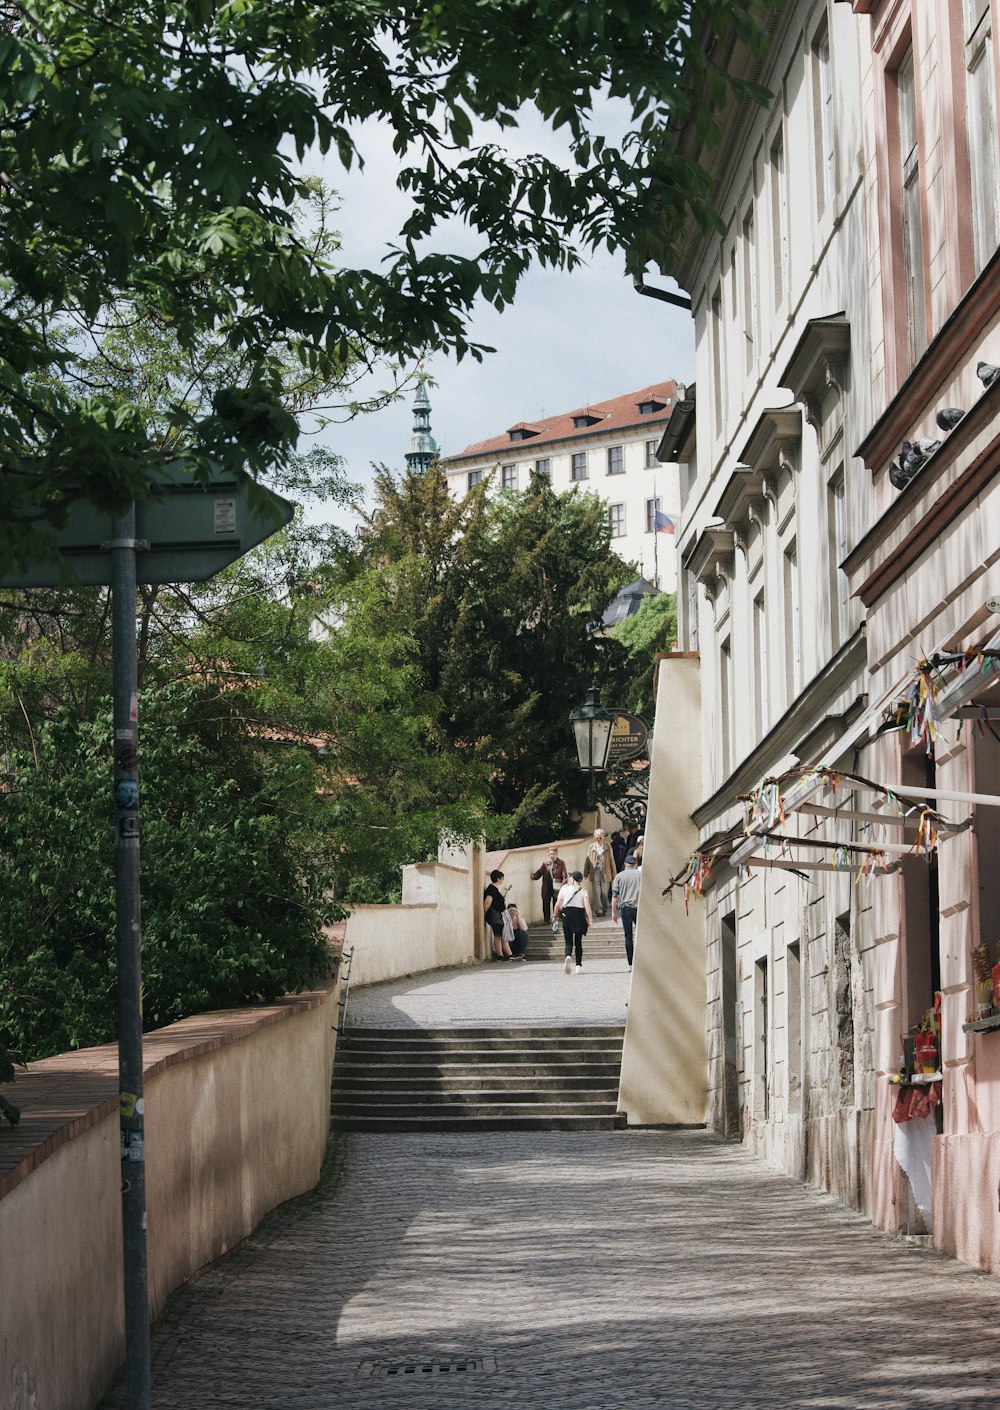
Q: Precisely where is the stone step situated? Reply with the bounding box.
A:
[524,947,625,961]
[331,1022,626,1132]
[337,1032,624,1050]
[332,1097,620,1119]
[335,1037,625,1056]
[333,1061,623,1081]
[330,1112,628,1133]
[340,1025,624,1044]
[331,1071,620,1094]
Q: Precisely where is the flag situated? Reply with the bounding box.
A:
[654,509,679,535]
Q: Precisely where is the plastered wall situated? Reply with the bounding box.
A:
[0,983,338,1410]
[619,655,707,1125]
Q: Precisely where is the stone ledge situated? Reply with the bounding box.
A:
[0,977,338,1202]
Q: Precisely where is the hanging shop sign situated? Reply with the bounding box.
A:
[606,712,649,766]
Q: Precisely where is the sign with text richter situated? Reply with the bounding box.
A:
[607,712,649,765]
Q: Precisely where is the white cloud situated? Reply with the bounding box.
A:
[298,101,695,528]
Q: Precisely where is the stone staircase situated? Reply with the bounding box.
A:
[331,1025,627,1132]
[523,917,625,963]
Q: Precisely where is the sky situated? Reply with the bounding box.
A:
[299,107,697,527]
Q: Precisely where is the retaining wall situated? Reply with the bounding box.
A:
[0,979,339,1410]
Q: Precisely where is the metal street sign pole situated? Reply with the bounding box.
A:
[111,507,151,1410]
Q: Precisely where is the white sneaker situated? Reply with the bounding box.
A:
[574,965,583,974]
[563,955,573,974]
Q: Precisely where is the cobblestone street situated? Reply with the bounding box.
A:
[106,955,1000,1409]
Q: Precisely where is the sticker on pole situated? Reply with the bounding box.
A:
[213,497,237,534]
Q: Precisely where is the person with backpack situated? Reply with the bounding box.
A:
[552,869,593,975]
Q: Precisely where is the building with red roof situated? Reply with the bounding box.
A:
[439,381,683,591]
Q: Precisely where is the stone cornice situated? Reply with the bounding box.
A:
[687,527,736,594]
[844,376,1000,607]
[713,466,769,541]
[739,407,802,476]
[856,243,1000,472]
[692,631,868,830]
[780,316,851,427]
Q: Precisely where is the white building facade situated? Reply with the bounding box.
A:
[440,382,683,591]
[643,2,881,1209]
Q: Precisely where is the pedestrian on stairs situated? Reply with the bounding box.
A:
[530,845,569,923]
[552,870,593,975]
[584,828,616,917]
[611,853,642,967]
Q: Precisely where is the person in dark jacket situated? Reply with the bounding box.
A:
[530,845,568,923]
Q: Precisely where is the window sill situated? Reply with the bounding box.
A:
[963,1012,1000,1034]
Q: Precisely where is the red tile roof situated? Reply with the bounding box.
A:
[442,381,679,463]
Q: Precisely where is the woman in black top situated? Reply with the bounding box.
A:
[484,869,512,959]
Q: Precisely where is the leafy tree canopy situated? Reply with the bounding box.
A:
[604,589,678,722]
[0,0,775,567]
[356,464,635,841]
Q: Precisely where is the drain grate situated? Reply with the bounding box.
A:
[357,1356,498,1380]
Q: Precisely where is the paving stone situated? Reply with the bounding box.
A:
[101,960,1000,1410]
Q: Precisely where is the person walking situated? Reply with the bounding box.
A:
[530,845,568,923]
[584,828,616,917]
[552,869,593,975]
[611,852,642,967]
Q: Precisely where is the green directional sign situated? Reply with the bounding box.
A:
[0,463,294,588]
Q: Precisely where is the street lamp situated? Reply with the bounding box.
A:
[569,678,614,808]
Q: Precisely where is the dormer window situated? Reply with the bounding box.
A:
[638,397,668,415]
[572,413,601,428]
[508,426,539,442]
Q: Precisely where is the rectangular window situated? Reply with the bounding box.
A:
[754,956,769,1121]
[609,503,626,537]
[645,439,660,468]
[534,458,551,480]
[828,466,849,649]
[812,21,834,217]
[712,286,724,434]
[720,636,733,778]
[787,942,802,1115]
[742,206,757,373]
[770,131,788,310]
[897,47,927,365]
[966,1,1000,273]
[501,463,517,490]
[721,912,740,1136]
[571,451,588,481]
[753,589,768,739]
[783,542,800,702]
[686,570,700,653]
[607,445,625,475]
[467,470,483,490]
[645,497,661,533]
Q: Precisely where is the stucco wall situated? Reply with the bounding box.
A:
[0,982,338,1410]
[486,838,591,927]
[619,655,706,1125]
[344,860,478,987]
[934,1130,1000,1274]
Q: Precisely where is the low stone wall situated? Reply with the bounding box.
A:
[344,859,479,987]
[0,979,339,1410]
[485,838,591,927]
